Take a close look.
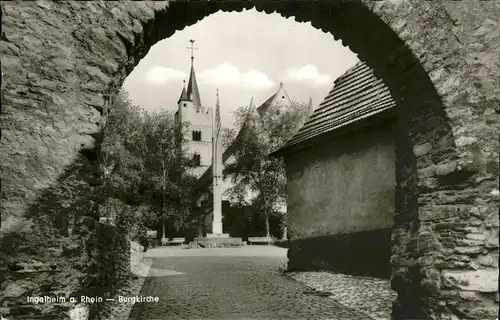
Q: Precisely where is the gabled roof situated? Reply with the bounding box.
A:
[272,61,396,156]
[186,64,202,108]
[223,84,291,162]
[256,83,292,116]
[195,84,292,189]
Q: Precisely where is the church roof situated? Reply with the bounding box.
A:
[272,61,396,156]
[186,64,202,108]
[246,97,259,121]
[177,84,189,103]
[195,84,292,189]
[256,83,291,116]
[248,97,257,112]
[223,84,291,162]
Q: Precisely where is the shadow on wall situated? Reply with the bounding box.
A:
[0,140,131,319]
[287,229,392,279]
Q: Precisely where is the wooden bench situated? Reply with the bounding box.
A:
[161,238,185,246]
[247,237,272,245]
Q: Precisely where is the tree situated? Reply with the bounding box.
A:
[139,110,197,238]
[100,92,143,198]
[100,91,148,229]
[99,90,198,240]
[221,127,237,149]
[224,101,308,237]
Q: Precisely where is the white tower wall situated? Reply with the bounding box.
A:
[178,99,213,178]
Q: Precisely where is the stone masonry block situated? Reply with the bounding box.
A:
[441,269,498,292]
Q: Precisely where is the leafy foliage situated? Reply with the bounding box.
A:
[221,126,237,149]
[224,100,309,236]
[100,90,197,238]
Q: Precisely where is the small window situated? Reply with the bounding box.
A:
[193,154,201,166]
[192,130,201,141]
[282,96,285,99]
[184,103,187,107]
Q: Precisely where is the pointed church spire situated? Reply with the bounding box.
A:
[186,63,202,109]
[248,97,257,114]
[178,79,189,103]
[186,40,202,109]
[247,96,260,122]
[215,89,221,135]
[213,89,222,179]
[307,97,314,117]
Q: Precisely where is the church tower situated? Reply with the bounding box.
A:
[176,40,213,178]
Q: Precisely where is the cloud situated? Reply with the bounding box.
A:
[244,70,275,88]
[198,63,274,89]
[144,66,186,85]
[285,65,333,87]
[199,64,240,85]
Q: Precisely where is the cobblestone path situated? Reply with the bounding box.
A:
[128,246,373,320]
[286,271,395,320]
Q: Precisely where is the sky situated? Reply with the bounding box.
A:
[122,8,359,130]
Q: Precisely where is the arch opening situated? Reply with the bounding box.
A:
[3,1,498,320]
[111,2,455,319]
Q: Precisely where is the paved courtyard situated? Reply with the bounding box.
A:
[127,246,374,320]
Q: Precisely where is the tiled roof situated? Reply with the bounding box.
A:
[273,61,396,155]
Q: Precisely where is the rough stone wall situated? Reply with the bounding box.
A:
[0,146,102,319]
[129,241,145,276]
[365,1,500,319]
[0,2,149,318]
[1,1,498,319]
[85,223,131,319]
[1,210,131,319]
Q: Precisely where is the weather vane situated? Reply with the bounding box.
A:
[186,39,198,62]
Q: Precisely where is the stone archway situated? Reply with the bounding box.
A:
[1,1,498,319]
